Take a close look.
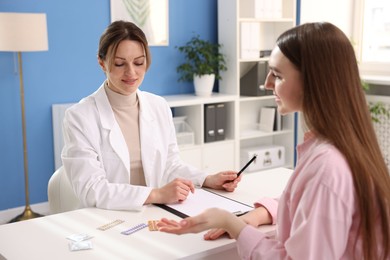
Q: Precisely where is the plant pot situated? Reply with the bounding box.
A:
[193,74,215,97]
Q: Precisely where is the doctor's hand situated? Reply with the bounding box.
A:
[203,171,241,192]
[157,208,246,240]
[145,178,195,204]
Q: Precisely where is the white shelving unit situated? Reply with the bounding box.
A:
[218,0,297,170]
[162,0,297,174]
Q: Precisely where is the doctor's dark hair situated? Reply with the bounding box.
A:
[98,20,151,71]
[276,22,390,260]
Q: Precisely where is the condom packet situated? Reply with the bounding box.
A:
[67,233,93,251]
[68,240,93,251]
[66,233,93,242]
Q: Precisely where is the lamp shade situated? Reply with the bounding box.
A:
[0,12,48,52]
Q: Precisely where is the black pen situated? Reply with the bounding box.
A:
[229,154,257,182]
[233,211,249,217]
[237,154,257,177]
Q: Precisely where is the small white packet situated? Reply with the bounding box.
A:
[68,240,93,251]
[66,233,93,242]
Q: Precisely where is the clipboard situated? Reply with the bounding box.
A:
[155,188,253,218]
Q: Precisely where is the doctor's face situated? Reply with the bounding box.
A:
[99,39,147,96]
[264,46,303,115]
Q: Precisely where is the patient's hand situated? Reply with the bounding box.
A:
[203,206,273,240]
[157,208,247,239]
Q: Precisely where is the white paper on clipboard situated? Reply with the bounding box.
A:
[162,188,254,217]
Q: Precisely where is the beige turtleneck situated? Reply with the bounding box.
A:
[105,83,146,186]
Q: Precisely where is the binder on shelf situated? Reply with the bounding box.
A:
[272,0,283,18]
[204,103,227,143]
[215,103,226,141]
[255,0,282,19]
[254,0,266,18]
[267,106,282,131]
[240,22,260,59]
[275,109,282,131]
[240,61,273,96]
[259,106,282,132]
[204,104,216,143]
[259,107,275,132]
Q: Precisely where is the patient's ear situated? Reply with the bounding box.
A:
[98,58,106,72]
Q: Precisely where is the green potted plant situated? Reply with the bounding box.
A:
[176,35,227,96]
[361,80,390,123]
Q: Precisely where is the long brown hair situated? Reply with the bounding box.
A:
[277,22,390,259]
[98,20,151,71]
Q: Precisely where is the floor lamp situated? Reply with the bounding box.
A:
[0,13,49,222]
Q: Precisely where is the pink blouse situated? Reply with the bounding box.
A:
[236,133,364,259]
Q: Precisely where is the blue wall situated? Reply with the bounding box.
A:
[0,0,218,210]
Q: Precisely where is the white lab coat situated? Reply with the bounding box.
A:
[62,83,206,211]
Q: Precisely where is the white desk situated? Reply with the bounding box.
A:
[0,167,292,260]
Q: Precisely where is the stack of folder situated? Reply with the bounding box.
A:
[204,103,226,143]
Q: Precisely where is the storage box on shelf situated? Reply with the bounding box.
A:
[173,116,194,147]
[241,145,286,172]
[218,0,296,170]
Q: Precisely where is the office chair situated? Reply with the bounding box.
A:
[47,166,80,214]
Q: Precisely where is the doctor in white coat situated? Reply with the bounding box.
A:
[62,21,240,211]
